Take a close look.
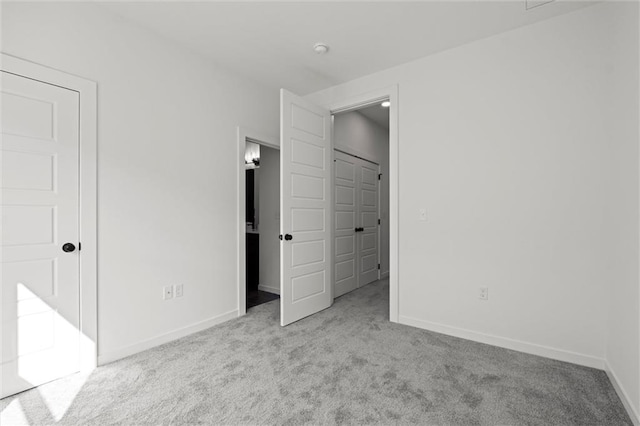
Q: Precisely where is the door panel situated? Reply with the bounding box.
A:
[333,151,380,297]
[292,240,325,268]
[358,162,379,286]
[280,89,332,326]
[1,71,81,398]
[291,139,325,169]
[333,151,358,297]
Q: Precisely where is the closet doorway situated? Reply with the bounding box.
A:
[332,101,390,299]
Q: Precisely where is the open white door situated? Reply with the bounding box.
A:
[280,89,332,326]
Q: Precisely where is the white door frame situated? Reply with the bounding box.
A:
[236,127,279,317]
[325,85,399,323]
[1,53,98,370]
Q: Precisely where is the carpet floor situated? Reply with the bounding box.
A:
[0,279,632,425]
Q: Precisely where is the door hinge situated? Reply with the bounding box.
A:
[378,173,382,180]
[378,263,380,269]
[378,219,381,225]
[78,242,82,251]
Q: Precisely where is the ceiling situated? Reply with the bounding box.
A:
[100,1,595,95]
[356,102,390,130]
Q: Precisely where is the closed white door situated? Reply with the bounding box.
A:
[334,151,357,297]
[333,151,380,297]
[1,71,81,398]
[357,161,379,286]
[280,89,332,326]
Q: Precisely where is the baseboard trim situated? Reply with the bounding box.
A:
[98,310,238,365]
[380,271,390,279]
[398,315,605,370]
[605,361,640,425]
[258,284,280,295]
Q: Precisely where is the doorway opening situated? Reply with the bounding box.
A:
[237,86,398,325]
[237,128,280,316]
[332,101,390,300]
[245,141,281,309]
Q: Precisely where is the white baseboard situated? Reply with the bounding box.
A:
[258,284,280,295]
[98,310,238,365]
[605,361,640,425]
[398,315,605,370]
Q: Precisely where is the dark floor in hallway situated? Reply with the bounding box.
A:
[247,289,279,309]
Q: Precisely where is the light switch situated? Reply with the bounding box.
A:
[419,208,427,221]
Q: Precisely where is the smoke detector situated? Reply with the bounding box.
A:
[313,43,329,54]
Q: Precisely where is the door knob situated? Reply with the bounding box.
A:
[284,234,293,241]
[62,242,76,253]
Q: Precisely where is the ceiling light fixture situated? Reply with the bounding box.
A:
[314,43,329,54]
[381,101,391,108]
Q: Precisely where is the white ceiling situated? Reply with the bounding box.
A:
[100,1,595,95]
[356,103,390,130]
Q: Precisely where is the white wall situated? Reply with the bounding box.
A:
[308,3,640,419]
[604,2,640,421]
[308,1,636,376]
[258,146,280,294]
[2,2,279,362]
[334,111,390,277]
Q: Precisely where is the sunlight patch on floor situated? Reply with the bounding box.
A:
[1,398,29,425]
[39,373,90,421]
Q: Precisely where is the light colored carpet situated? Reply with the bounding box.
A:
[1,279,632,425]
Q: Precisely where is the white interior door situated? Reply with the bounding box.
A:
[333,151,380,298]
[357,160,380,286]
[1,71,81,398]
[280,89,332,326]
[334,150,357,297]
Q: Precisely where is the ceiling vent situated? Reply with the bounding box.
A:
[526,0,555,10]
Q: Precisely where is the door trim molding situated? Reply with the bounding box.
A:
[236,126,279,317]
[1,53,98,371]
[322,85,400,323]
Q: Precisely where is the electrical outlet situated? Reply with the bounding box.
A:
[163,285,173,300]
[174,284,184,298]
[478,287,489,301]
